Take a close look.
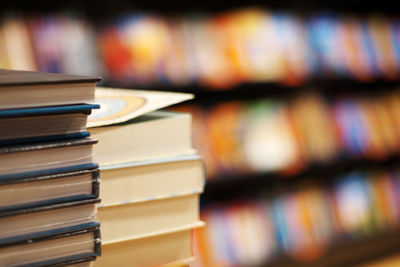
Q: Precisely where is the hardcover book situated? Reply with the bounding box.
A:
[88,87,194,166]
[0,104,99,145]
[100,155,204,206]
[0,138,97,176]
[98,193,200,244]
[95,222,204,267]
[0,69,100,109]
[0,222,101,267]
[0,198,99,241]
[0,163,99,212]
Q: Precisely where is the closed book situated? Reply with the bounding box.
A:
[0,222,101,267]
[0,138,97,176]
[100,155,205,206]
[91,111,194,166]
[98,193,200,244]
[95,222,204,267]
[0,198,99,241]
[0,163,99,212]
[0,104,99,145]
[0,69,100,109]
[87,87,194,166]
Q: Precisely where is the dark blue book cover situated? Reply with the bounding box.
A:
[0,163,100,213]
[0,104,100,146]
[0,222,101,267]
[0,104,100,118]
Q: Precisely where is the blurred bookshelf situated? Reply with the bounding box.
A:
[2,1,400,266]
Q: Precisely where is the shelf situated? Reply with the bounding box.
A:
[201,154,400,204]
[261,228,400,267]
[102,78,400,105]
[3,0,399,16]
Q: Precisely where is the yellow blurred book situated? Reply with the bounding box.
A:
[95,222,205,267]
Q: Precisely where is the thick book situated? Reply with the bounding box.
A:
[95,222,204,267]
[0,222,101,267]
[0,138,97,176]
[100,155,205,206]
[87,87,194,166]
[0,69,100,109]
[98,193,200,244]
[0,163,99,212]
[0,104,99,145]
[0,198,99,241]
[91,111,194,166]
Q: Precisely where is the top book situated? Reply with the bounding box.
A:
[0,69,101,109]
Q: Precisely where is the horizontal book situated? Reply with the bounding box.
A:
[91,111,194,166]
[100,155,204,206]
[98,193,200,244]
[0,138,97,176]
[0,69,100,109]
[0,163,99,212]
[95,222,204,267]
[0,104,99,145]
[0,222,101,267]
[0,198,99,241]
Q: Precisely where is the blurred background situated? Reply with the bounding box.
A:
[2,0,400,266]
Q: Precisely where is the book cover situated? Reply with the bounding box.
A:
[91,110,194,166]
[0,138,97,176]
[96,222,204,267]
[0,164,99,213]
[0,222,101,267]
[0,104,100,118]
[0,198,100,218]
[0,104,100,145]
[100,154,204,206]
[0,69,101,109]
[98,193,200,244]
[0,198,100,241]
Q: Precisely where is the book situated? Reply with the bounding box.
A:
[100,154,204,206]
[0,104,99,145]
[95,222,204,267]
[0,222,101,267]
[91,111,194,166]
[0,164,99,212]
[0,198,99,241]
[0,138,97,176]
[0,69,100,109]
[88,87,194,166]
[98,193,200,244]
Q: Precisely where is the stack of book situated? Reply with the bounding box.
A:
[88,88,205,267]
[0,69,101,266]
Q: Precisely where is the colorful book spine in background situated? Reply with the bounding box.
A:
[174,89,400,179]
[194,167,400,266]
[2,9,400,87]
